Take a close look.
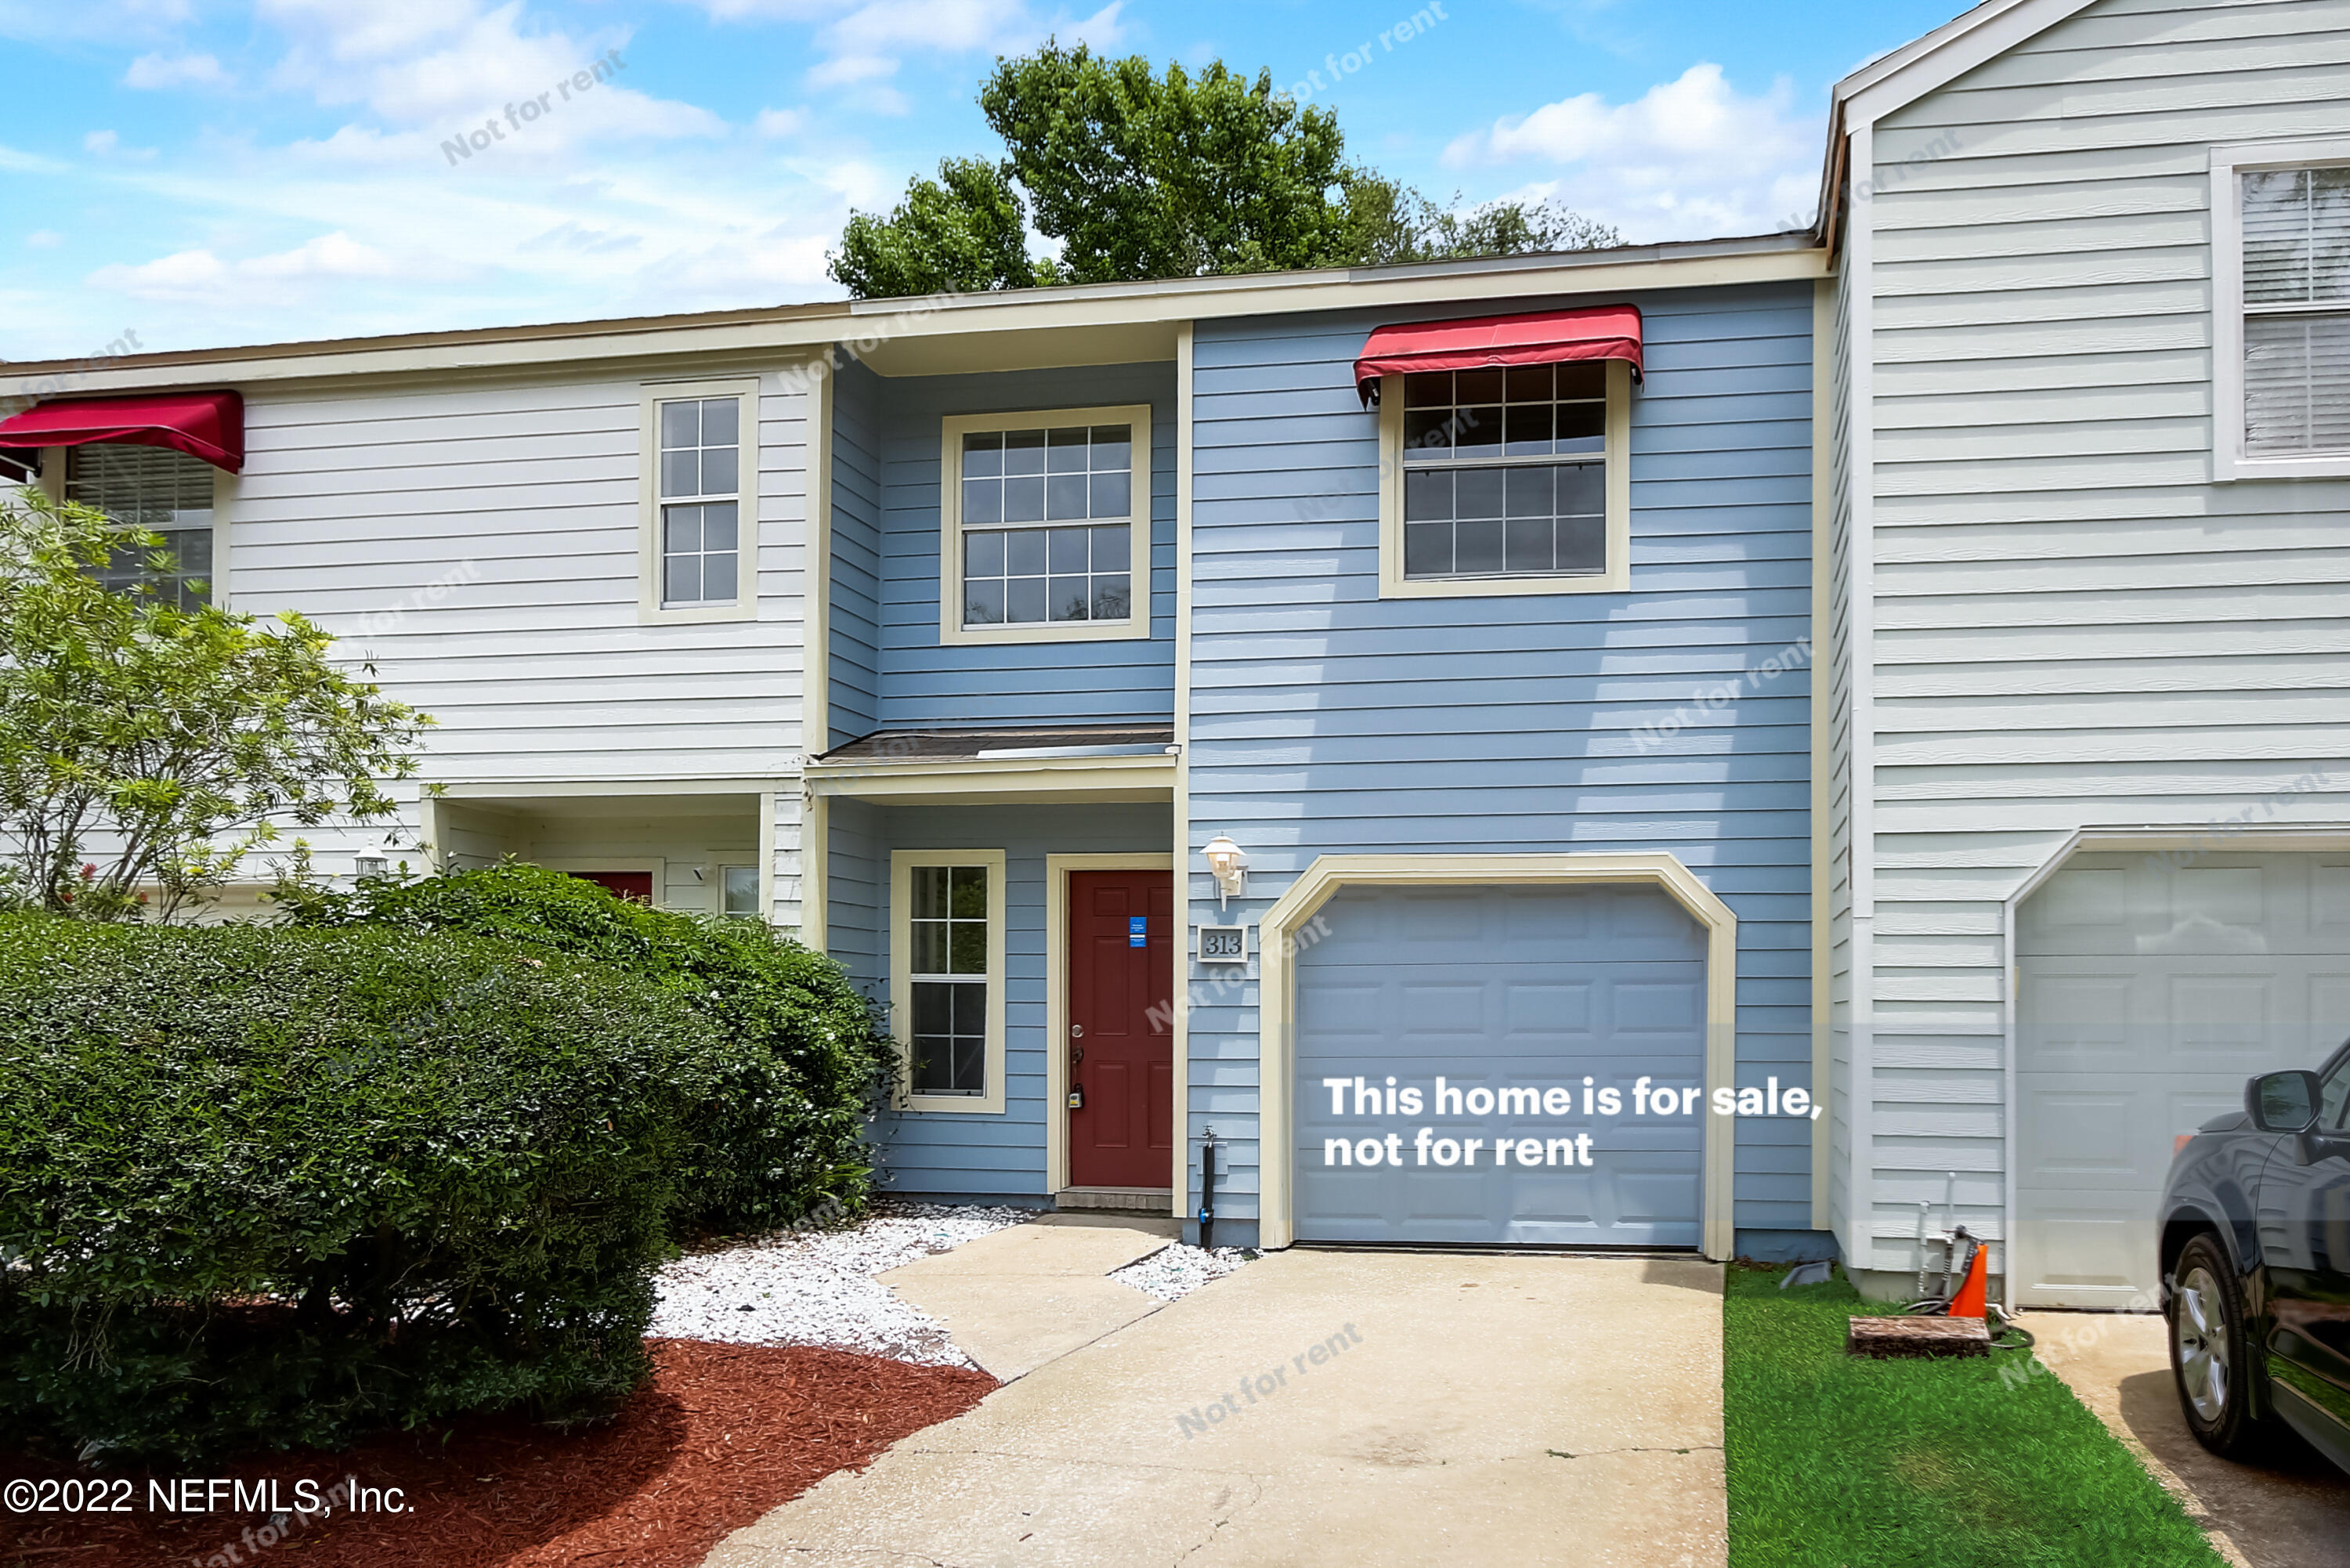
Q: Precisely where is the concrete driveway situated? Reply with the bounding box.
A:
[707,1248,1726,1568]
[2018,1312,2350,1568]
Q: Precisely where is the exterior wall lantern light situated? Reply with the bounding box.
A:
[1202,833,1248,909]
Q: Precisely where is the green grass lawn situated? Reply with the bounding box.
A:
[1725,1263,2223,1567]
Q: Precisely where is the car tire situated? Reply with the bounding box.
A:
[2168,1232,2272,1459]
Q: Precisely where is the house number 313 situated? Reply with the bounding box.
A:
[1198,925,1247,964]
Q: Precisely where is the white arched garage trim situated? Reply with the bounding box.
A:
[1256,852,1740,1257]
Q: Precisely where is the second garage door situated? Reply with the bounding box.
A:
[1293,881,1708,1247]
[2016,851,2350,1306]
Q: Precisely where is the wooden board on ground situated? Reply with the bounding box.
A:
[1848,1315,1990,1358]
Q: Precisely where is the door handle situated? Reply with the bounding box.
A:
[1071,1045,1084,1065]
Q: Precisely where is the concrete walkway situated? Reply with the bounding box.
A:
[880,1212,1179,1381]
[709,1248,1726,1568]
[2018,1312,2350,1568]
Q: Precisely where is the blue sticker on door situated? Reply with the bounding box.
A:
[1129,916,1148,948]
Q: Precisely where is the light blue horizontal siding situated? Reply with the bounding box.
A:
[824,797,885,975]
[828,358,884,750]
[827,802,1173,1198]
[1184,281,1820,1241]
[870,362,1178,731]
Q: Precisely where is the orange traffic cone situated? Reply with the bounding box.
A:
[1948,1242,1989,1318]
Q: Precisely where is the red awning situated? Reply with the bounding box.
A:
[1352,305,1643,404]
[0,391,244,471]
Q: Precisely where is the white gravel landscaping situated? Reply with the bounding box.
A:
[648,1201,1034,1367]
[1110,1241,1256,1302]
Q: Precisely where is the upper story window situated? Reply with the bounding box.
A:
[2242,167,2348,455]
[1376,358,1630,598]
[2212,143,2350,479]
[638,378,757,623]
[660,397,739,604]
[1401,364,1607,580]
[67,443,215,609]
[938,403,1152,646]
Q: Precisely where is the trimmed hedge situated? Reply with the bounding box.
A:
[0,917,718,1463]
[284,862,897,1234]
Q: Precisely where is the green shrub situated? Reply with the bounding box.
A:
[284,862,896,1234]
[0,916,720,1463]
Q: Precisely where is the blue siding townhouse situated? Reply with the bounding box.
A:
[12,0,2347,1302]
[801,233,1831,1260]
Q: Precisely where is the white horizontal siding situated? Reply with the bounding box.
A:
[1848,0,2350,1275]
[230,370,811,914]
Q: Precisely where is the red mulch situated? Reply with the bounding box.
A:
[1,1341,993,1567]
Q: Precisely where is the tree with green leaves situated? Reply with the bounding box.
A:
[829,44,1618,298]
[0,487,428,920]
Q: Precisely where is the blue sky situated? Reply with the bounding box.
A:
[0,0,1963,359]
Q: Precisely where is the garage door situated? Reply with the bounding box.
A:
[2016,852,2350,1307]
[1293,882,1708,1246]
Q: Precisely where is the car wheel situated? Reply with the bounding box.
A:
[2169,1233,2271,1459]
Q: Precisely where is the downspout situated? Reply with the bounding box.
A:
[1197,1129,1218,1249]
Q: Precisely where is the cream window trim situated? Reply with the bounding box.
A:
[891,848,1009,1115]
[1253,851,1737,1258]
[639,376,760,623]
[937,403,1154,646]
[2211,137,2350,482]
[1376,358,1632,599]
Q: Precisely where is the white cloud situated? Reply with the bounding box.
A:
[825,0,1028,55]
[253,0,483,67]
[1059,2,1126,51]
[684,0,1126,98]
[1443,63,1824,242]
[253,0,719,152]
[84,127,159,160]
[807,53,900,89]
[0,0,193,46]
[89,231,396,302]
[24,229,63,248]
[125,51,230,89]
[14,0,885,352]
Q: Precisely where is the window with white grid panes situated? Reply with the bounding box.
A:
[958,424,1134,627]
[906,864,991,1096]
[657,396,742,605]
[1399,363,1608,580]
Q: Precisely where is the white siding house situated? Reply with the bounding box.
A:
[1826,0,2350,1303]
[2,341,828,927]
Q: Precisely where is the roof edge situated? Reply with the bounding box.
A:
[1817,0,2101,250]
[0,229,1817,381]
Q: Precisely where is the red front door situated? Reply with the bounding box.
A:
[1068,869,1175,1190]
[571,870,654,903]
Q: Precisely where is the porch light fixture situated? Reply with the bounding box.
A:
[353,857,387,878]
[1202,833,1248,909]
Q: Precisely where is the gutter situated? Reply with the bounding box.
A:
[0,231,1822,390]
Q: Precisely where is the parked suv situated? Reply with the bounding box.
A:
[2157,1042,2350,1476]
